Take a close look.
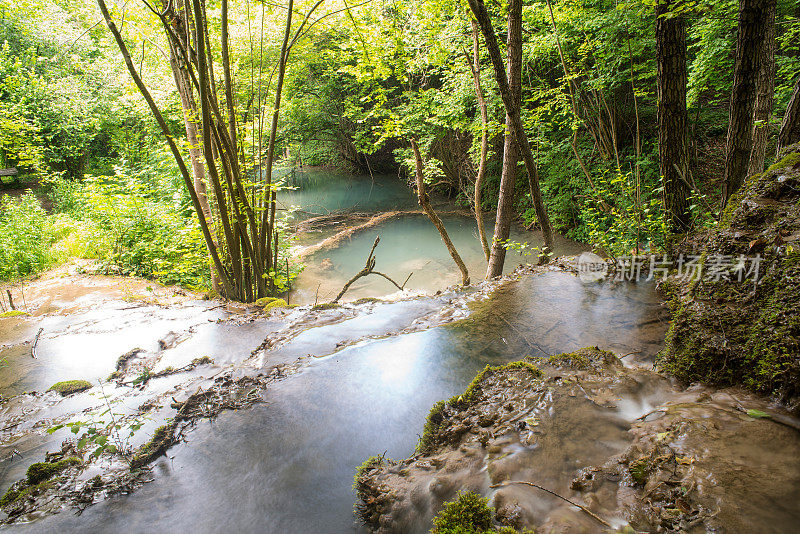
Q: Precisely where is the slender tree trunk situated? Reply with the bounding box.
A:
[97,0,234,298]
[411,141,470,286]
[656,0,691,231]
[467,0,553,257]
[723,0,769,205]
[777,76,800,155]
[748,0,776,175]
[486,1,523,279]
[468,18,491,263]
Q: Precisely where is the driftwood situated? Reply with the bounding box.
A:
[295,208,471,259]
[31,328,43,359]
[332,236,412,303]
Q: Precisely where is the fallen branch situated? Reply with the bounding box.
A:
[498,316,551,356]
[31,328,43,359]
[332,236,412,303]
[490,480,612,528]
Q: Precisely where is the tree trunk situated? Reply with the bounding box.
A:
[777,76,800,155]
[468,18,491,263]
[487,116,518,279]
[722,0,769,205]
[411,140,470,286]
[656,0,691,231]
[467,0,553,258]
[748,0,776,175]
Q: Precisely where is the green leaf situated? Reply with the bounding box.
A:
[746,409,771,419]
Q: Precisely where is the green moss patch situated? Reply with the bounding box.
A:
[255,297,288,311]
[311,302,340,311]
[130,424,174,469]
[26,457,81,485]
[48,380,92,396]
[431,491,493,534]
[0,310,29,318]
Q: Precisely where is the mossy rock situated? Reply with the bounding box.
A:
[312,302,340,311]
[254,297,289,311]
[48,380,92,396]
[26,457,81,484]
[418,360,542,453]
[662,144,800,401]
[0,310,30,318]
[0,481,53,509]
[130,424,174,469]
[545,346,621,372]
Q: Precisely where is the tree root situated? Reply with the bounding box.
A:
[490,480,612,528]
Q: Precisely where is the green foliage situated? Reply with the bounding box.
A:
[0,193,59,280]
[431,491,493,534]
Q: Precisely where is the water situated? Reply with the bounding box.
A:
[278,170,417,217]
[2,272,669,533]
[284,171,586,303]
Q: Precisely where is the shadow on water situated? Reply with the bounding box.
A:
[10,272,668,533]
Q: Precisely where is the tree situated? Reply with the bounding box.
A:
[467,0,553,273]
[411,140,470,286]
[466,18,491,263]
[656,0,691,231]
[722,0,770,206]
[777,75,800,155]
[98,0,325,301]
[747,0,776,175]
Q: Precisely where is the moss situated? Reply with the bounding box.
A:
[255,297,288,311]
[765,151,800,173]
[354,297,382,305]
[628,458,650,486]
[312,302,340,311]
[130,424,174,469]
[431,491,493,534]
[26,457,81,485]
[47,380,92,396]
[353,455,384,490]
[191,356,213,366]
[418,361,542,453]
[0,310,30,318]
[0,481,53,508]
[548,350,590,370]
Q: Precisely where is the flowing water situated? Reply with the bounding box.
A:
[1,171,798,532]
[0,272,669,533]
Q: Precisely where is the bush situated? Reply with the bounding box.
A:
[0,193,57,280]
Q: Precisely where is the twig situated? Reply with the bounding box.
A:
[31,328,43,358]
[331,236,412,303]
[490,480,611,528]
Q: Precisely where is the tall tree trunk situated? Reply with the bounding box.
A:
[748,0,776,175]
[467,0,553,259]
[411,140,470,286]
[656,0,691,231]
[777,76,800,155]
[468,18,491,263]
[722,0,769,206]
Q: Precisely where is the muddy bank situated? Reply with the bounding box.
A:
[355,348,800,533]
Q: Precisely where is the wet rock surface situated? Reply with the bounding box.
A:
[355,348,800,533]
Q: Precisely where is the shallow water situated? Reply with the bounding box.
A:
[284,171,585,303]
[3,272,669,533]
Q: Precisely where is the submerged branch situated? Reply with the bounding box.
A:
[331,236,412,303]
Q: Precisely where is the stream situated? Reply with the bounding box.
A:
[0,172,798,533]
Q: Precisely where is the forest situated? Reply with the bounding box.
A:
[0,0,798,532]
